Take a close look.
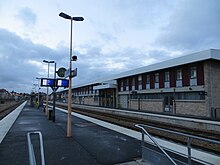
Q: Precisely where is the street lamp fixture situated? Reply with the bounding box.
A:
[59,12,84,21]
[43,60,55,116]
[43,60,55,64]
[72,55,77,61]
[59,12,84,137]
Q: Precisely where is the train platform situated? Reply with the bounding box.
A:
[0,101,143,165]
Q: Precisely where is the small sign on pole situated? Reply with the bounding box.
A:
[65,68,77,78]
[71,68,77,78]
[64,68,71,78]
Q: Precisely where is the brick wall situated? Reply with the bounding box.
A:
[175,100,207,117]
[84,96,99,106]
[130,99,163,112]
[141,99,163,112]
[130,99,138,110]
[204,60,220,117]
[73,96,99,106]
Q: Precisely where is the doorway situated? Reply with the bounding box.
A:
[164,95,174,113]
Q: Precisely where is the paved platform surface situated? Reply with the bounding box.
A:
[0,102,141,165]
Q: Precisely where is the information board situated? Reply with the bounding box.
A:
[41,78,55,87]
[56,79,69,87]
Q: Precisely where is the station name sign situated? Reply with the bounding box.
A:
[40,78,69,88]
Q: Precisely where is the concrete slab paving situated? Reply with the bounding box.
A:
[0,102,141,165]
[0,101,26,143]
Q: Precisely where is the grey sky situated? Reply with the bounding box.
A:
[16,7,37,26]
[0,0,219,93]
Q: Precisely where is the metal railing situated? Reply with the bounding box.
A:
[27,131,45,165]
[135,124,220,165]
[136,124,177,165]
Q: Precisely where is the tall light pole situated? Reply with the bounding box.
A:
[52,62,56,122]
[33,84,38,107]
[33,84,38,93]
[59,12,84,137]
[43,60,55,116]
[36,77,41,108]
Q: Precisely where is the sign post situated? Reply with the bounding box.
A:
[40,78,69,121]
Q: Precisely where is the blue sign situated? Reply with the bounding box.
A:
[41,78,55,87]
[56,79,69,87]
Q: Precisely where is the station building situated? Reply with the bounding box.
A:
[56,49,220,119]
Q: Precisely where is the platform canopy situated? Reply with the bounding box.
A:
[93,83,117,90]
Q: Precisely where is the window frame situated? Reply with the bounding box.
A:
[164,71,170,82]
[190,66,197,79]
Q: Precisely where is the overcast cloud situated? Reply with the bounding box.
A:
[0,0,219,93]
[16,7,37,27]
[156,0,220,52]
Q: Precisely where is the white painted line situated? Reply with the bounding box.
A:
[0,101,27,143]
[56,106,220,165]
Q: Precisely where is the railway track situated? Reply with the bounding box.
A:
[52,103,220,155]
[0,101,22,120]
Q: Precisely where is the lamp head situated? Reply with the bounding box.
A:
[59,12,84,21]
[72,56,77,61]
[59,12,71,19]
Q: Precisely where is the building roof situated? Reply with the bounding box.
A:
[72,49,220,88]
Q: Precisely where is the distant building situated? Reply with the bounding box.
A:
[0,89,12,100]
[56,49,220,119]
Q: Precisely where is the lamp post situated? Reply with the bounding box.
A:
[59,12,84,137]
[36,77,41,108]
[43,60,55,116]
[33,84,38,93]
[52,62,56,122]
[33,83,38,107]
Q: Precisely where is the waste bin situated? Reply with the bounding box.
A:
[48,108,53,120]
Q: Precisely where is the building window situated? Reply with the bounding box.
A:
[155,73,159,83]
[94,95,99,102]
[155,73,159,89]
[126,78,129,91]
[132,77,135,90]
[120,80,123,91]
[176,92,205,100]
[138,75,142,90]
[190,66,197,79]
[176,69,182,87]
[164,72,170,88]
[146,75,150,90]
[190,66,197,86]
[177,69,182,80]
[89,86,92,94]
